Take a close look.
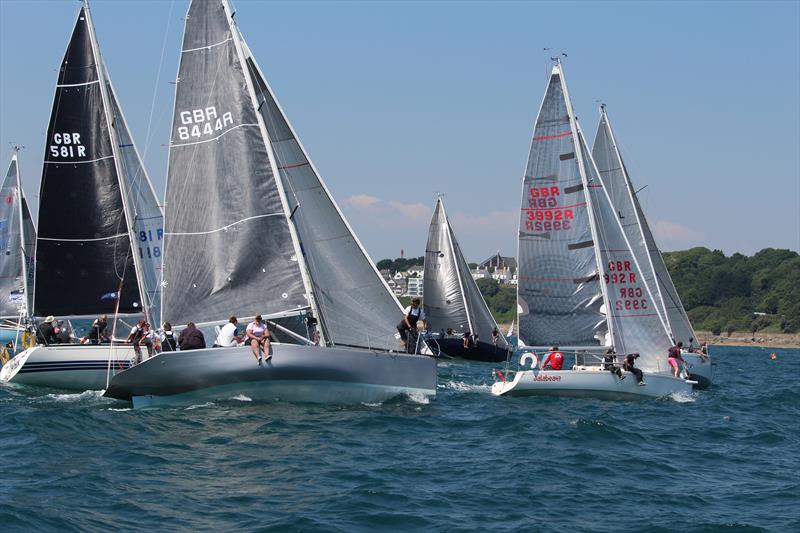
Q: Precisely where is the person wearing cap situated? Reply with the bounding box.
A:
[246,315,271,365]
[36,315,58,345]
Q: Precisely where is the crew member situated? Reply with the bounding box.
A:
[623,352,645,385]
[541,346,564,370]
[667,341,687,378]
[397,297,426,353]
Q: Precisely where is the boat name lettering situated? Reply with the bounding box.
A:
[49,132,86,158]
[177,107,233,140]
[532,374,562,382]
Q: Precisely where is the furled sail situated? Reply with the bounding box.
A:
[0,151,35,318]
[579,125,672,372]
[240,38,404,351]
[34,5,141,317]
[517,63,605,347]
[107,83,164,327]
[424,198,507,347]
[161,0,308,326]
[592,108,696,347]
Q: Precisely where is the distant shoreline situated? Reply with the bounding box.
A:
[498,326,799,349]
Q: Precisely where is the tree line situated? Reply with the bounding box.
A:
[379,247,799,334]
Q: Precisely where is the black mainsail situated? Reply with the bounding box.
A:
[0,150,36,319]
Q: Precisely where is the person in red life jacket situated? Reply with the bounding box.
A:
[667,341,686,378]
[541,346,564,370]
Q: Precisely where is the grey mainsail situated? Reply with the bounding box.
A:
[592,108,696,346]
[161,0,309,327]
[107,83,164,327]
[517,62,605,347]
[34,4,143,318]
[579,125,671,372]
[0,151,35,319]
[241,38,404,351]
[424,198,507,347]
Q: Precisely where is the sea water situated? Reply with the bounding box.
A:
[1,345,797,532]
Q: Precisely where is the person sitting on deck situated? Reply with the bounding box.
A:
[623,352,645,385]
[178,322,206,351]
[36,316,58,345]
[160,322,177,352]
[603,348,624,380]
[128,319,155,363]
[698,342,709,361]
[667,341,687,378]
[492,327,500,346]
[462,331,474,349]
[214,316,242,348]
[541,346,564,370]
[246,315,271,365]
[81,314,108,344]
[54,320,72,344]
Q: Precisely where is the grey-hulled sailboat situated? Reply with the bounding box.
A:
[592,105,711,386]
[1,1,164,390]
[104,0,436,407]
[423,197,509,362]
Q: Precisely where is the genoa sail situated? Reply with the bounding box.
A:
[516,63,605,347]
[34,5,141,317]
[241,36,403,351]
[592,108,696,347]
[424,197,507,347]
[161,0,308,327]
[0,151,35,319]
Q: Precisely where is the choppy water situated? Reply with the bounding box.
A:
[1,345,797,532]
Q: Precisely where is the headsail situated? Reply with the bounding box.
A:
[34,4,142,317]
[424,198,507,347]
[161,0,308,327]
[240,34,404,351]
[592,108,696,346]
[517,62,605,347]
[0,151,36,319]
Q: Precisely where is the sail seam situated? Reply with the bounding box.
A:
[56,79,101,88]
[38,233,128,242]
[171,123,260,147]
[182,37,233,54]
[533,131,573,141]
[165,212,284,236]
[44,155,114,165]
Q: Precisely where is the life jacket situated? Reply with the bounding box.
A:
[161,331,177,352]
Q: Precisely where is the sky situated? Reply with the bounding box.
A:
[1,0,798,263]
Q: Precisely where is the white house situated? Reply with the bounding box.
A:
[405,276,424,297]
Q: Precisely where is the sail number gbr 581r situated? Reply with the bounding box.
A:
[49,133,86,158]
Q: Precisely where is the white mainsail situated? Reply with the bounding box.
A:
[591,107,696,347]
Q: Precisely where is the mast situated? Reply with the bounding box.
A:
[441,198,474,336]
[83,0,149,323]
[222,0,326,344]
[12,148,30,317]
[555,59,616,349]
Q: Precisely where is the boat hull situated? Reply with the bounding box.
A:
[104,344,437,408]
[682,353,713,388]
[0,344,136,391]
[435,338,510,363]
[492,367,694,400]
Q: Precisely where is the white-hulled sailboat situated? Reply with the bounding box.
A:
[492,59,694,400]
[0,149,36,361]
[1,1,164,390]
[423,197,510,362]
[103,0,436,408]
[592,105,712,387]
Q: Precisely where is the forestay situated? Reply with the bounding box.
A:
[517,63,605,347]
[424,198,507,347]
[592,108,696,347]
[0,152,35,319]
[34,6,141,317]
[241,38,403,351]
[161,0,308,326]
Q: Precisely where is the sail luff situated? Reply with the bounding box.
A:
[83,1,149,323]
[556,60,616,349]
[13,151,33,317]
[225,15,325,344]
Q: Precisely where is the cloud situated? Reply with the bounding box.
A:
[387,200,430,221]
[653,220,705,247]
[345,194,431,221]
[346,194,381,208]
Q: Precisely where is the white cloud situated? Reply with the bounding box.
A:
[346,194,382,208]
[653,220,705,247]
[387,200,431,221]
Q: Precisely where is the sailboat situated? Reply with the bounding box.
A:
[492,59,693,399]
[423,197,510,362]
[1,2,164,390]
[0,149,36,361]
[592,105,712,387]
[103,0,436,408]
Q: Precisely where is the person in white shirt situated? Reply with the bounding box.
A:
[397,297,427,353]
[214,316,242,347]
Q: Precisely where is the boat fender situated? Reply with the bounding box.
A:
[519,352,538,369]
